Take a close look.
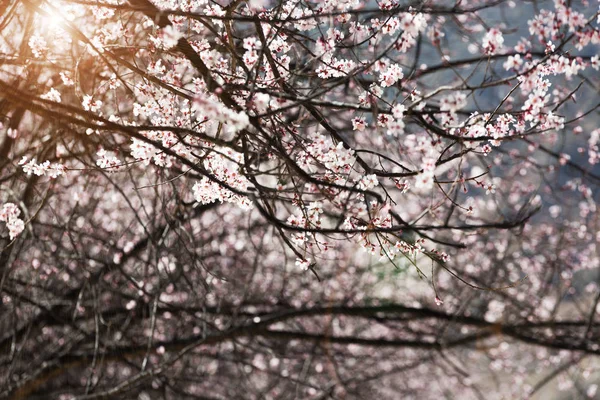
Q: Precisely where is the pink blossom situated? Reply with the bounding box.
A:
[482,28,504,55]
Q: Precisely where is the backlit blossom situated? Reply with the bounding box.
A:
[40,88,61,103]
[295,257,311,271]
[28,35,47,57]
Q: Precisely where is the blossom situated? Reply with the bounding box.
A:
[28,35,48,58]
[21,157,65,178]
[159,26,183,49]
[316,58,356,79]
[7,218,24,240]
[415,169,435,189]
[591,55,599,70]
[82,95,102,113]
[96,148,122,170]
[466,124,488,139]
[528,10,557,40]
[379,63,403,87]
[1,203,25,240]
[191,148,253,210]
[392,104,406,120]
[503,54,523,70]
[399,12,427,37]
[352,117,366,131]
[394,179,410,193]
[440,93,467,112]
[251,93,271,114]
[130,138,159,166]
[358,174,378,190]
[482,28,504,55]
[295,257,311,271]
[193,93,249,140]
[0,203,20,222]
[387,119,405,137]
[377,114,391,127]
[60,72,74,86]
[378,0,398,11]
[41,88,61,103]
[4,2,600,394]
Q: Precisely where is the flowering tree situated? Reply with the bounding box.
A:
[1,0,600,398]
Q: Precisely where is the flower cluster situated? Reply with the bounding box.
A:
[20,157,65,178]
[439,92,467,112]
[28,35,47,58]
[96,148,122,170]
[158,26,183,49]
[82,95,103,113]
[379,63,403,87]
[192,147,253,210]
[295,257,311,271]
[482,28,504,55]
[0,203,24,240]
[193,93,249,140]
[503,54,523,71]
[316,57,356,79]
[40,88,61,103]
